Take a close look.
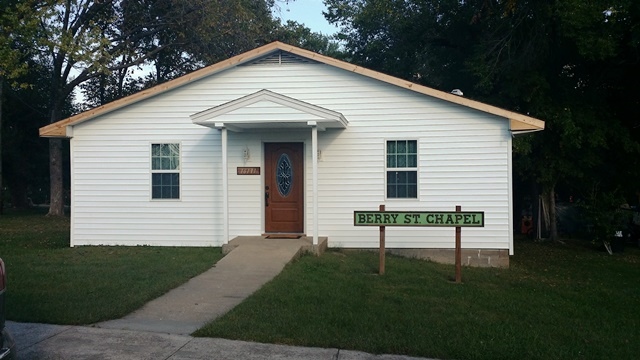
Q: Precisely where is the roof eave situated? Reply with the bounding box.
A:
[39,42,287,138]
[277,43,546,130]
[510,118,545,132]
[40,41,546,137]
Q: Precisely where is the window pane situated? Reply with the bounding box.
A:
[387,171,417,199]
[398,141,407,154]
[397,184,407,197]
[162,186,172,199]
[387,141,396,154]
[398,155,407,167]
[152,144,161,157]
[152,143,180,170]
[165,173,174,185]
[387,155,396,168]
[160,157,170,169]
[397,171,407,183]
[152,172,180,199]
[387,140,417,169]
[387,170,396,198]
[408,155,417,167]
[408,140,417,153]
[169,143,179,157]
[388,185,396,198]
[160,144,170,156]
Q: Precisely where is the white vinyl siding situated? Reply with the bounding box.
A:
[69,61,513,251]
[70,120,220,246]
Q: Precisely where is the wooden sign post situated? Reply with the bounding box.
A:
[354,206,484,282]
[379,204,385,275]
[455,205,462,283]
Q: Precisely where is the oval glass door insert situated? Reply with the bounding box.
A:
[276,153,293,197]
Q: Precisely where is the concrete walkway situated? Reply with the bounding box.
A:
[97,236,325,335]
[8,322,434,360]
[8,236,439,359]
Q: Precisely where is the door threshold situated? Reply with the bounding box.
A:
[264,234,304,239]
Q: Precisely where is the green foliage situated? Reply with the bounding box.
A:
[77,0,286,108]
[325,0,640,229]
[580,185,632,247]
[3,0,287,216]
[196,243,640,360]
[0,0,41,83]
[16,0,288,110]
[272,20,342,57]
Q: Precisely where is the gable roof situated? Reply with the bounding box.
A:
[191,89,348,131]
[39,41,544,138]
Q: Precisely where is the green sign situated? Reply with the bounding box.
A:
[354,211,484,227]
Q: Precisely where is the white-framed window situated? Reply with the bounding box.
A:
[151,143,180,200]
[386,140,418,199]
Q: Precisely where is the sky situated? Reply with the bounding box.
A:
[273,0,340,35]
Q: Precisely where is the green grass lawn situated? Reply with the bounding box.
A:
[195,239,640,360]
[0,209,223,324]
[2,209,639,359]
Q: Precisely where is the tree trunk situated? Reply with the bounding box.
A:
[47,138,65,216]
[47,102,65,216]
[548,186,558,241]
[0,78,3,215]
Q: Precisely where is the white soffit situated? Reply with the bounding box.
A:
[191,89,349,131]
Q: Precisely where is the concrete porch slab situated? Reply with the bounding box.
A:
[222,236,328,256]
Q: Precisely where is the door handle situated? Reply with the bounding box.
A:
[265,186,270,207]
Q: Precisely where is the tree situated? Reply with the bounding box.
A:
[0,0,42,214]
[325,0,640,240]
[272,20,342,57]
[27,0,280,215]
[78,0,280,108]
[2,58,54,209]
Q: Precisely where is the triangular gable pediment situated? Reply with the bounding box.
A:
[190,89,348,131]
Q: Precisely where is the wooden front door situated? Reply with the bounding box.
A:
[265,143,304,233]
